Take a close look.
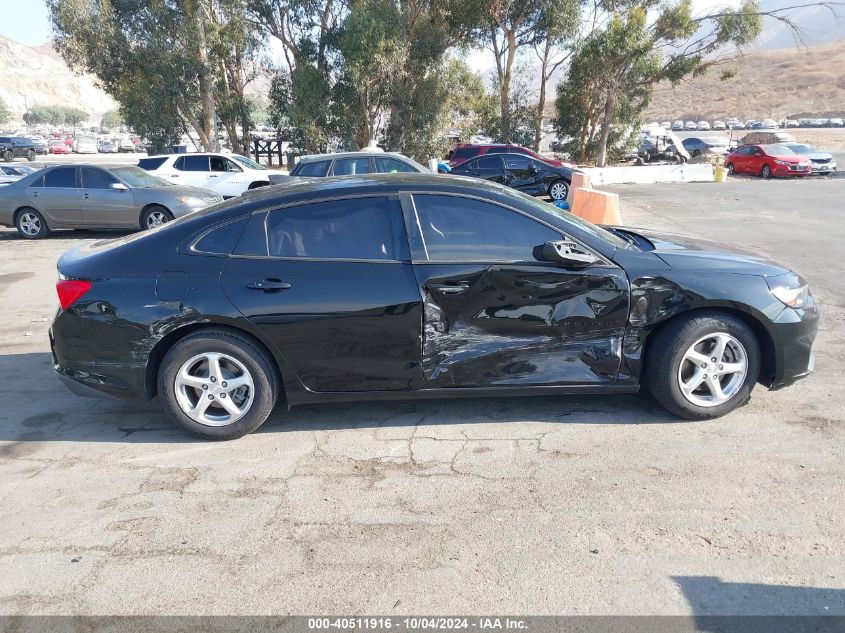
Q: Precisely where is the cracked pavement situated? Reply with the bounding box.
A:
[0,179,843,615]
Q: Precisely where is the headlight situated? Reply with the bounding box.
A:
[175,195,205,205]
[770,284,810,308]
[773,160,790,166]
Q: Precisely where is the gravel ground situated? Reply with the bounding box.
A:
[0,178,842,616]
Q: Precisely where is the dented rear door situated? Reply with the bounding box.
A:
[406,193,630,388]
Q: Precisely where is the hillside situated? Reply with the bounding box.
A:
[647,41,845,121]
[0,35,115,125]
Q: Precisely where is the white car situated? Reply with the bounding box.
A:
[697,120,711,131]
[138,153,286,198]
[684,121,698,130]
[712,120,726,130]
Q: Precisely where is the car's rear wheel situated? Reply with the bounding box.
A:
[2,150,12,162]
[645,311,760,420]
[761,164,772,179]
[548,179,569,201]
[15,208,49,239]
[140,205,173,230]
[158,329,280,439]
[726,162,736,174]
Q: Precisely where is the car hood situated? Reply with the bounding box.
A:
[626,228,791,276]
[802,151,834,161]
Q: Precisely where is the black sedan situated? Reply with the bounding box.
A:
[51,174,818,439]
[450,152,575,201]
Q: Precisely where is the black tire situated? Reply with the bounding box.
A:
[26,149,36,162]
[726,163,735,175]
[157,328,280,439]
[2,150,12,162]
[644,311,761,420]
[548,179,570,201]
[692,149,701,157]
[15,208,50,239]
[140,205,173,230]
[247,180,269,190]
[761,164,772,179]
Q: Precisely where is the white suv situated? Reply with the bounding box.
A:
[138,153,285,198]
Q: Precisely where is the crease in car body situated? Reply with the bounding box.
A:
[419,264,630,387]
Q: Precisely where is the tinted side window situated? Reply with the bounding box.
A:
[81,167,119,189]
[413,195,560,262]
[503,155,531,170]
[138,157,167,170]
[374,157,416,173]
[267,197,407,261]
[210,156,241,172]
[43,167,77,188]
[332,158,371,176]
[178,155,209,171]
[476,156,501,170]
[194,217,248,255]
[294,160,330,177]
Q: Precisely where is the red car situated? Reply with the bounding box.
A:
[48,140,70,154]
[725,144,811,178]
[447,143,574,168]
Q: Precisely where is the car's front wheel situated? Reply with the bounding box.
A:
[140,205,173,230]
[158,329,280,439]
[15,208,49,239]
[548,179,570,201]
[26,149,36,162]
[645,311,761,420]
[761,164,772,179]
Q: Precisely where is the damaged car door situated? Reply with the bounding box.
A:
[407,194,630,388]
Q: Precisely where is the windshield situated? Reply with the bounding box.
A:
[110,166,171,188]
[787,144,813,154]
[231,154,266,170]
[507,187,631,250]
[766,144,796,155]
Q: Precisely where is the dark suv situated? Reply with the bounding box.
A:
[0,137,37,162]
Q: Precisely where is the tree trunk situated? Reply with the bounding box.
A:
[193,0,218,152]
[596,87,617,167]
[499,30,516,143]
[534,40,550,152]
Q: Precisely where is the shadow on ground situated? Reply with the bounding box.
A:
[0,351,678,444]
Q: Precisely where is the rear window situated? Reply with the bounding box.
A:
[138,157,168,171]
[43,167,77,188]
[294,160,330,177]
[175,155,209,171]
[451,147,481,162]
[194,217,249,255]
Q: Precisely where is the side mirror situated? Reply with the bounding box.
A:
[111,182,128,191]
[541,240,599,267]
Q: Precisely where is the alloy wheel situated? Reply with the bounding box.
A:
[174,352,255,426]
[146,211,169,229]
[550,181,568,200]
[677,332,748,408]
[19,212,42,237]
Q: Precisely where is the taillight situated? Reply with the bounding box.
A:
[56,279,92,310]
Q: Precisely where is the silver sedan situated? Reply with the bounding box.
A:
[0,164,223,239]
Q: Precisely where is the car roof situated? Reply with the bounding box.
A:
[296,151,414,163]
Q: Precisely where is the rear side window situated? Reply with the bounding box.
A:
[267,197,407,261]
[331,158,371,176]
[412,194,560,263]
[138,157,168,170]
[176,155,210,171]
[194,217,249,255]
[374,157,416,173]
[451,147,481,163]
[503,155,531,170]
[294,160,330,177]
[476,156,501,169]
[43,167,77,188]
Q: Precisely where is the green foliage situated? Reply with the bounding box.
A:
[555,0,765,164]
[101,110,124,129]
[22,105,89,126]
[0,98,11,126]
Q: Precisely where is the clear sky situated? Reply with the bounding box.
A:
[0,0,51,47]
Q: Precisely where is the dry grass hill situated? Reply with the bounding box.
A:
[648,41,845,122]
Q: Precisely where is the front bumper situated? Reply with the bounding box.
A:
[766,301,819,390]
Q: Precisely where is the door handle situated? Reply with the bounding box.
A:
[170,174,179,178]
[82,193,90,199]
[428,282,469,294]
[208,174,219,178]
[31,191,40,197]
[247,279,292,292]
